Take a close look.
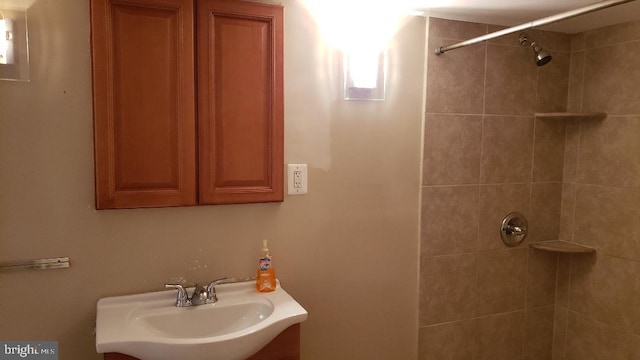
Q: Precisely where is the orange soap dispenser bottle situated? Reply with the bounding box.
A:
[256,239,276,292]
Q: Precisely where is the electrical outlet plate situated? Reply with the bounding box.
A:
[287,164,308,195]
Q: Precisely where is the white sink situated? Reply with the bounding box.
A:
[96,280,308,360]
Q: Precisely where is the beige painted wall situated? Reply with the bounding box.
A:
[0,1,425,359]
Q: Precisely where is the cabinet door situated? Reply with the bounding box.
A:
[91,0,196,209]
[197,0,284,205]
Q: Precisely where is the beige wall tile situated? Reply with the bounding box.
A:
[426,36,486,114]
[418,320,475,360]
[565,311,640,360]
[566,52,584,113]
[556,254,572,308]
[476,248,527,315]
[485,45,537,115]
[576,116,640,187]
[525,306,555,360]
[478,183,531,250]
[537,51,570,113]
[423,114,482,185]
[559,183,576,242]
[429,17,487,40]
[562,123,580,183]
[569,254,640,331]
[475,311,525,360]
[560,22,640,360]
[529,182,562,243]
[419,254,477,325]
[421,186,479,255]
[571,33,586,52]
[527,249,558,308]
[634,273,640,336]
[480,116,535,183]
[533,118,566,182]
[533,31,573,53]
[420,17,640,360]
[582,42,640,115]
[574,184,640,260]
[553,305,568,360]
[583,20,640,49]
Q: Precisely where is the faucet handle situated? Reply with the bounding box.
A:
[165,284,188,307]
[206,277,228,303]
[190,284,210,305]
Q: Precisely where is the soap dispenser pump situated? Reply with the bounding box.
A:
[256,239,276,292]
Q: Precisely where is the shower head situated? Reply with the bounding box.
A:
[519,33,552,66]
[532,43,552,66]
[534,48,553,66]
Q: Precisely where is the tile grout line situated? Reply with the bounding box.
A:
[570,48,584,247]
[570,132,581,244]
[419,305,554,329]
[524,64,538,360]
[565,307,640,335]
[479,32,488,187]
[551,252,562,358]
[580,37,640,52]
[521,247,531,360]
[422,181,564,188]
[531,119,538,185]
[578,49,586,113]
[473,32,488,360]
[562,254,573,360]
[425,112,538,117]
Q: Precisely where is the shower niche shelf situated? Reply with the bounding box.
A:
[534,112,607,120]
[530,240,596,254]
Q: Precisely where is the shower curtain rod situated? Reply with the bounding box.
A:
[435,0,637,55]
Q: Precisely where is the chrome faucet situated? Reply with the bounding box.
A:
[165,277,227,307]
[164,284,189,307]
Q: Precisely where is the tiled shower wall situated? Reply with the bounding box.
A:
[420,17,640,359]
[554,21,640,359]
[419,18,571,359]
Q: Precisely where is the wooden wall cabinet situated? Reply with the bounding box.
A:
[91,0,283,209]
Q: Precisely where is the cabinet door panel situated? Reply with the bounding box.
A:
[91,0,196,209]
[197,0,284,204]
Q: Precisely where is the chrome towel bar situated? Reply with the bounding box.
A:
[0,257,70,272]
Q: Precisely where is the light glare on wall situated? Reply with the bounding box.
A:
[0,17,14,64]
[302,0,414,100]
[344,49,386,101]
[303,0,411,50]
[0,3,30,81]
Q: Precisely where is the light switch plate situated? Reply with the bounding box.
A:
[287,164,308,195]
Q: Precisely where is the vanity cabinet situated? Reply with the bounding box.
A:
[103,324,301,360]
[90,0,283,209]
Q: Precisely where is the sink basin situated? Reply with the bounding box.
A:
[96,280,308,360]
[138,301,274,339]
